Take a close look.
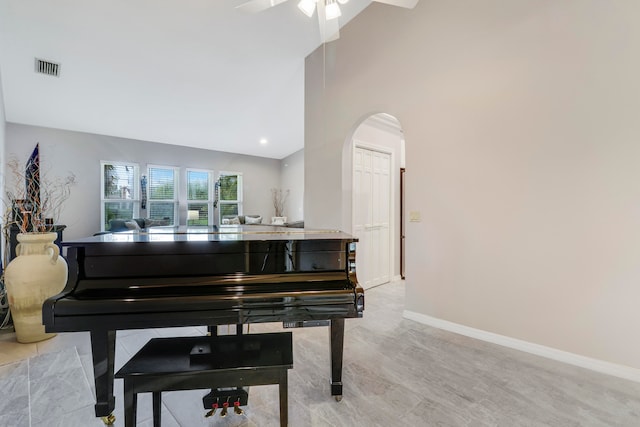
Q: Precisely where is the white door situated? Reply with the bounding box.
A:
[353,146,391,289]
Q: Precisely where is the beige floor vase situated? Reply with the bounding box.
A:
[5,232,68,343]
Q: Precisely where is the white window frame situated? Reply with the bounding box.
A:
[147,164,180,225]
[186,168,214,225]
[217,171,243,221]
[100,161,140,232]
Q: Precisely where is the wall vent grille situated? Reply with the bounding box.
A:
[35,58,60,77]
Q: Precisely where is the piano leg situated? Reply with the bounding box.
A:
[329,318,344,401]
[90,329,117,420]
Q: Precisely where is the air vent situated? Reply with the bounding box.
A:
[35,58,60,77]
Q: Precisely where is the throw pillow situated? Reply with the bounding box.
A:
[124,220,141,230]
[245,215,262,225]
[228,216,241,225]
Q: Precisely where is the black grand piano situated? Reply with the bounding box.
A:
[42,225,364,422]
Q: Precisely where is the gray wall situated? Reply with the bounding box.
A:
[305,0,640,370]
[280,148,304,222]
[5,123,281,239]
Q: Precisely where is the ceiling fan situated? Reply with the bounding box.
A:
[236,0,419,42]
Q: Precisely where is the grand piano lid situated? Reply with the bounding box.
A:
[64,225,358,244]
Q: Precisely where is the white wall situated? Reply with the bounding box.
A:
[305,0,640,370]
[5,123,281,239]
[280,148,304,222]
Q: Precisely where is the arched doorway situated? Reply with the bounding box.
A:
[350,113,405,289]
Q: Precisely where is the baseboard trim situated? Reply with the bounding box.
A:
[391,275,403,282]
[402,310,640,384]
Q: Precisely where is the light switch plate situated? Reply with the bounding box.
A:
[409,211,421,222]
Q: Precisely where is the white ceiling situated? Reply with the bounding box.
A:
[0,0,371,159]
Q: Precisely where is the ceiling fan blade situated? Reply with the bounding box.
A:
[373,0,419,9]
[317,1,340,43]
[236,0,289,13]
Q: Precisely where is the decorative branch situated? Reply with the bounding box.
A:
[271,188,290,218]
[3,155,76,234]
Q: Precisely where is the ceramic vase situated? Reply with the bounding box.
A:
[4,232,68,343]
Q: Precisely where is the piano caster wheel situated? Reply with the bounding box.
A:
[334,395,343,402]
[101,414,116,425]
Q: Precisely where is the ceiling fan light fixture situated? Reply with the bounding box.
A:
[298,0,317,17]
[337,0,349,4]
[325,0,342,19]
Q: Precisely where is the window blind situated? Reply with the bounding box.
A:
[149,167,176,200]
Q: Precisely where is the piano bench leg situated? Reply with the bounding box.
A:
[123,379,138,427]
[153,392,162,427]
[279,370,288,427]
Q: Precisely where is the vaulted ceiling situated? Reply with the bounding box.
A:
[0,0,372,159]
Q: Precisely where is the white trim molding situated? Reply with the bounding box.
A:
[403,310,640,384]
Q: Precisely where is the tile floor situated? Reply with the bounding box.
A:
[1,280,640,426]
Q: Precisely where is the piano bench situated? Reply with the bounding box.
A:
[115,332,293,427]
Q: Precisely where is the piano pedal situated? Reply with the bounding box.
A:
[204,402,219,417]
[202,387,248,409]
[234,400,244,415]
[100,414,116,425]
[220,398,230,417]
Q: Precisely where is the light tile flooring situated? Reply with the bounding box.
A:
[1,280,640,426]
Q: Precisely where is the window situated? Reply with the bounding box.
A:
[148,165,179,225]
[186,169,213,225]
[101,161,139,231]
[217,172,243,218]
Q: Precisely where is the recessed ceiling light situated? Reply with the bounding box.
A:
[259,138,268,144]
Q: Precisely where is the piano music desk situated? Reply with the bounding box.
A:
[115,332,293,427]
